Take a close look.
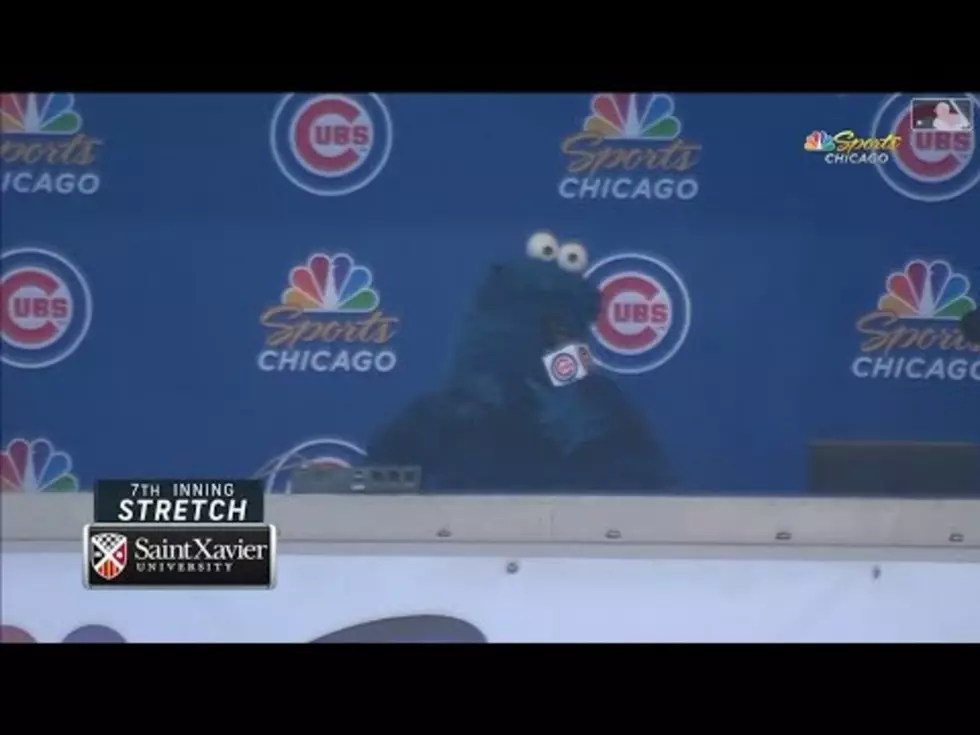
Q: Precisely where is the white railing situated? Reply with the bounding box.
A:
[3,494,980,559]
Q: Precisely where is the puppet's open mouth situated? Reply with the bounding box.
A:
[540,313,582,348]
[962,309,980,344]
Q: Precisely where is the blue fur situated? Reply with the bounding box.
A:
[367,256,674,492]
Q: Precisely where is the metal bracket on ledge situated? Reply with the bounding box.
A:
[290,465,423,495]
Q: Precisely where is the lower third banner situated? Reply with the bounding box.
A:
[83,523,277,589]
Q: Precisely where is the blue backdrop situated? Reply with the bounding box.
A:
[1,91,977,494]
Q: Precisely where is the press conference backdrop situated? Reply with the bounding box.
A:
[1,92,978,496]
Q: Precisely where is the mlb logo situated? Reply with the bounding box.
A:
[910,98,974,132]
[90,532,127,581]
[543,343,590,387]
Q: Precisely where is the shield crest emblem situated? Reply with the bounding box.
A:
[90,532,128,581]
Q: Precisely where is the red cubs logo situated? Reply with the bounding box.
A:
[309,458,351,470]
[271,93,393,197]
[594,272,673,354]
[550,353,578,381]
[1,267,72,349]
[290,95,374,178]
[585,253,690,375]
[0,248,91,369]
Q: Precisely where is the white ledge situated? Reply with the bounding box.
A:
[3,494,979,553]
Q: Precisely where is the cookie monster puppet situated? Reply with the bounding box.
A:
[962,308,980,345]
[367,232,674,493]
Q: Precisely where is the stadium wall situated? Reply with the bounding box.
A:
[5,496,980,641]
[5,493,980,547]
[4,543,980,643]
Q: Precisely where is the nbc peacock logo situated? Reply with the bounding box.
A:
[558,93,701,202]
[0,438,80,492]
[804,130,835,152]
[852,259,980,381]
[0,93,103,196]
[258,252,399,374]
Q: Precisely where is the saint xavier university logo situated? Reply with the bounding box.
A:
[90,532,127,581]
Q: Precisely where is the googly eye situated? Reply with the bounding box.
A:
[557,243,588,273]
[526,232,558,261]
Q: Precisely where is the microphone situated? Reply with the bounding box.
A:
[542,343,591,387]
[961,308,980,345]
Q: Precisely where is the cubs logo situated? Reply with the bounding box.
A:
[0,247,92,369]
[585,253,691,375]
[550,352,578,382]
[270,93,393,197]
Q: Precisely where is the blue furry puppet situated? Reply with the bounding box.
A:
[962,308,980,345]
[367,232,674,493]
